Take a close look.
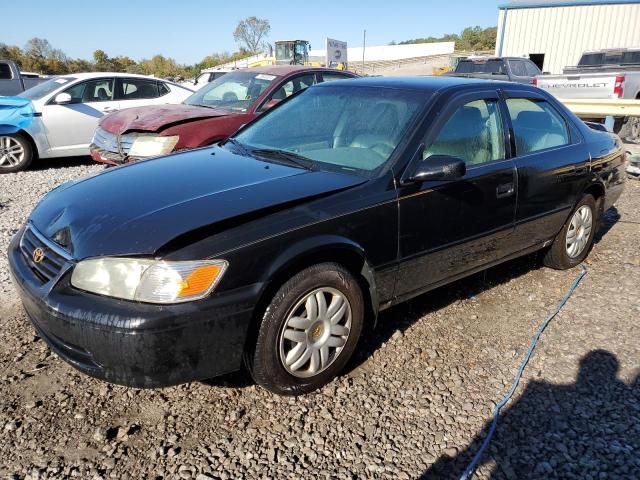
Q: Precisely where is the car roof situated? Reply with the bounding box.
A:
[59,72,164,80]
[241,65,348,76]
[314,75,531,93]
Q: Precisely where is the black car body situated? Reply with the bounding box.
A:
[8,77,626,394]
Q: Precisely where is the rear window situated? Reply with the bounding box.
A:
[456,60,506,74]
[577,51,639,66]
[0,63,13,80]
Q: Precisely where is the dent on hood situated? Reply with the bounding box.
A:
[100,104,231,135]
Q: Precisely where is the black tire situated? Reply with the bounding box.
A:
[617,116,640,143]
[0,133,33,173]
[246,262,365,395]
[543,194,597,270]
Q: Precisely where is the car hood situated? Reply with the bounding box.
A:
[29,146,365,259]
[100,104,234,135]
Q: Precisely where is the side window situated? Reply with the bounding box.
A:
[525,61,541,76]
[158,82,170,96]
[261,74,316,110]
[506,98,570,156]
[0,63,13,80]
[322,73,352,83]
[424,98,505,167]
[120,79,159,100]
[65,79,114,103]
[509,60,527,77]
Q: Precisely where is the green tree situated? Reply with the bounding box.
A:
[233,16,270,54]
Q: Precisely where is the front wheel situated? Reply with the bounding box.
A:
[247,263,364,395]
[0,134,33,173]
[544,194,597,270]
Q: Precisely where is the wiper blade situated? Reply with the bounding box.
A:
[250,148,315,170]
[223,137,249,155]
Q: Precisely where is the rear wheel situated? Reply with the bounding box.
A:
[247,263,364,395]
[544,194,597,270]
[0,134,33,173]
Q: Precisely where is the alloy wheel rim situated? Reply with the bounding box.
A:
[566,205,593,258]
[279,287,352,378]
[0,136,25,169]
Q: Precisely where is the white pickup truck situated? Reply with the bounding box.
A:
[535,48,640,142]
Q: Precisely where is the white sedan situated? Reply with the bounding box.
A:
[0,72,193,172]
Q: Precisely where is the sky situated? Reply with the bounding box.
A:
[2,0,501,65]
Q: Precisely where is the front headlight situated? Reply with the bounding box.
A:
[128,135,179,158]
[70,258,228,304]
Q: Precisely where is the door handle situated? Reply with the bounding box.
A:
[496,182,515,199]
[102,107,117,113]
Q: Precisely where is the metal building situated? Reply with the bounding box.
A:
[496,0,640,73]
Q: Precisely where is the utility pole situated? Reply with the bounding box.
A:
[362,29,366,75]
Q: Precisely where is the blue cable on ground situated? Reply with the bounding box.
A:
[459,265,588,480]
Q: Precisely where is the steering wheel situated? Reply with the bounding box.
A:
[222,92,238,102]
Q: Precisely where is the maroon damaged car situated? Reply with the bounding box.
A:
[90,66,357,164]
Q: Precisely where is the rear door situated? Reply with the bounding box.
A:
[115,77,163,109]
[395,90,517,298]
[42,77,119,155]
[502,89,588,249]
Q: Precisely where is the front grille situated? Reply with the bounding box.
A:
[19,225,71,283]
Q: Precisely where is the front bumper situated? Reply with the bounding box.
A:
[8,229,258,388]
[90,144,124,166]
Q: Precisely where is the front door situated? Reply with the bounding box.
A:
[42,77,119,156]
[395,91,517,299]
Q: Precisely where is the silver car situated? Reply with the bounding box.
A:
[0,72,194,172]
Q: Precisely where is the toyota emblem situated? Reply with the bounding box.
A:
[32,247,45,264]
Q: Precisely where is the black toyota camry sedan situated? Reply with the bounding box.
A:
[8,77,625,395]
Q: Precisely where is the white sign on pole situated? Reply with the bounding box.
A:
[326,38,348,67]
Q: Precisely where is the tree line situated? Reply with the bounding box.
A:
[391,26,497,52]
[0,37,252,79]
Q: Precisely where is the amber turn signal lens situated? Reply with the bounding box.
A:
[179,265,224,297]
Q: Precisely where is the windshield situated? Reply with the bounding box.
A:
[234,85,427,176]
[456,59,506,74]
[20,77,76,100]
[184,71,279,112]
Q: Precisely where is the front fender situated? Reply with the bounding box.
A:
[263,234,380,321]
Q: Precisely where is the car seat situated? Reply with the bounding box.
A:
[95,86,110,101]
[513,111,566,154]
[349,101,403,158]
[425,106,490,165]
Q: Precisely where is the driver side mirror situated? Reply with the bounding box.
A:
[54,92,72,104]
[408,155,466,183]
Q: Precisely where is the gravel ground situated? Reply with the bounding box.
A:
[0,154,638,480]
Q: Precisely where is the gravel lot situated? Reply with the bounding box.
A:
[0,154,638,480]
